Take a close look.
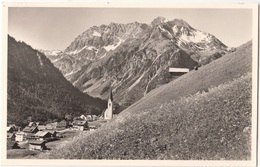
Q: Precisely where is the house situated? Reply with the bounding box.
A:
[7,124,21,132]
[168,67,189,73]
[28,140,46,151]
[72,119,88,131]
[38,125,46,131]
[56,120,68,130]
[79,115,87,120]
[35,131,53,141]
[168,67,190,76]
[92,115,98,121]
[15,132,26,142]
[88,125,97,131]
[7,126,15,133]
[7,133,16,141]
[48,131,57,137]
[86,115,93,121]
[23,126,39,134]
[26,133,38,141]
[85,115,98,121]
[28,122,39,127]
[45,124,54,130]
[45,122,57,130]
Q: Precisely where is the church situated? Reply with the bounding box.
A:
[104,88,113,119]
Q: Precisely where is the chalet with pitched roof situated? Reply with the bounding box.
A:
[72,119,88,131]
[45,122,57,130]
[15,132,26,142]
[38,125,46,131]
[29,140,46,151]
[7,126,15,133]
[35,131,52,141]
[28,122,39,127]
[57,120,69,130]
[23,126,39,134]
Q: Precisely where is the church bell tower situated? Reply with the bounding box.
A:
[104,88,113,119]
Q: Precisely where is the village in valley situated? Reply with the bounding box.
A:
[6,61,197,159]
[4,5,254,161]
[7,89,115,158]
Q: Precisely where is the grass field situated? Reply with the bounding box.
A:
[123,41,252,115]
[37,41,252,160]
[45,130,81,149]
[7,149,38,159]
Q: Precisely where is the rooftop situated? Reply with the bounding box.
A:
[35,131,50,137]
[29,140,46,145]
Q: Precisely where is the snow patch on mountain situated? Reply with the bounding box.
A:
[52,57,64,63]
[180,29,211,43]
[37,53,43,66]
[93,31,101,37]
[86,46,98,51]
[144,73,158,95]
[177,39,183,46]
[67,45,98,55]
[67,50,79,55]
[127,72,145,92]
[39,49,63,57]
[104,37,123,51]
[99,53,107,59]
[172,25,178,34]
[65,69,80,77]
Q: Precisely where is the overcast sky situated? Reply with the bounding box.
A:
[8,7,252,50]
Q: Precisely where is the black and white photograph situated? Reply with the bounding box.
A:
[1,2,258,166]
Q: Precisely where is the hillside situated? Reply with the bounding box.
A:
[43,17,230,108]
[38,41,252,160]
[124,40,252,113]
[7,35,106,127]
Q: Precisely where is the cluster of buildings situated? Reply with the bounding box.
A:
[7,88,115,151]
[7,121,59,151]
[6,114,101,151]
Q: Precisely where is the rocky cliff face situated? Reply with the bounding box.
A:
[43,17,228,107]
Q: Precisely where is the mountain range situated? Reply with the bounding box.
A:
[7,15,252,160]
[42,17,231,108]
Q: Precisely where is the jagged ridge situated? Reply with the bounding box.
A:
[43,17,229,108]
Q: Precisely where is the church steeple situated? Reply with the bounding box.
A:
[104,87,113,119]
[109,88,113,101]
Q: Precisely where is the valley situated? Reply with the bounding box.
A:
[37,40,252,160]
[6,13,254,161]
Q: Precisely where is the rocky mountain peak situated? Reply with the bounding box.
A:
[171,18,191,28]
[44,17,229,109]
[151,16,169,26]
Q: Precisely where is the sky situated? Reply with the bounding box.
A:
[8,7,252,50]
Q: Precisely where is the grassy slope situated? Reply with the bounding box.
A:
[38,41,252,160]
[124,41,252,115]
